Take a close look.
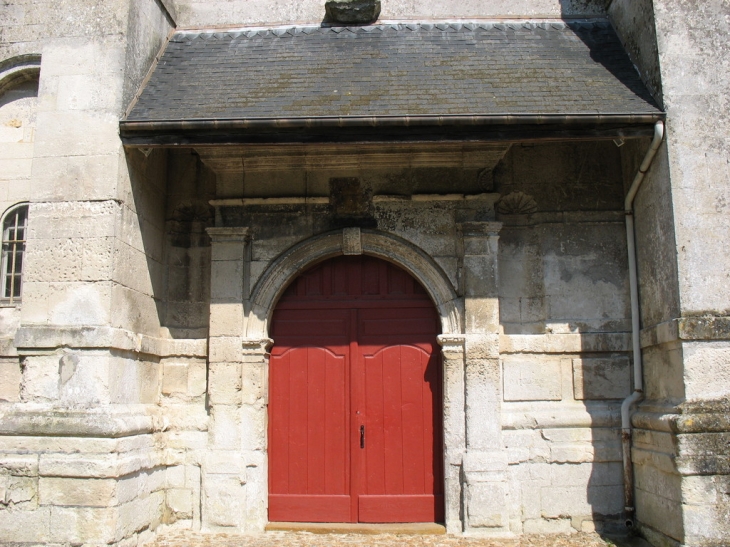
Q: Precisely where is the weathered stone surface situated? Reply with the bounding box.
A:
[0,359,21,402]
[503,356,563,402]
[572,357,631,400]
[1,0,727,543]
[39,477,117,507]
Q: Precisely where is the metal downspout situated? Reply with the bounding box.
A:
[621,120,665,528]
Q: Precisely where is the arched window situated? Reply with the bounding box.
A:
[1,204,28,303]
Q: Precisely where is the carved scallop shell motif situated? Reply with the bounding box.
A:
[495,191,538,215]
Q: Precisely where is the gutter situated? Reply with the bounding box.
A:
[119,112,665,135]
[621,120,665,528]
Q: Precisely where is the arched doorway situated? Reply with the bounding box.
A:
[268,255,444,523]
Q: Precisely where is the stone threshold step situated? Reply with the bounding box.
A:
[265,522,447,535]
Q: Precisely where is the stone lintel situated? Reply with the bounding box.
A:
[198,143,511,174]
[210,197,330,207]
[459,221,503,238]
[206,226,250,242]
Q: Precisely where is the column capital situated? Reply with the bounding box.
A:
[438,334,466,355]
[242,337,274,354]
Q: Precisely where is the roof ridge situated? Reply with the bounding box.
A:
[172,18,612,40]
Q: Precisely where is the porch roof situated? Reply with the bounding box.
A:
[120,20,664,145]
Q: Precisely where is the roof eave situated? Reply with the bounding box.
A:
[119,112,666,146]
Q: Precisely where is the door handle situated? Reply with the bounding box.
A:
[360,425,365,449]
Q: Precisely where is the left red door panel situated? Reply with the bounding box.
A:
[268,309,352,522]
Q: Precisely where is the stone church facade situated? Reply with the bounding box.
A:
[0,1,728,546]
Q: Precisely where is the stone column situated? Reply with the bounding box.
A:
[459,221,509,534]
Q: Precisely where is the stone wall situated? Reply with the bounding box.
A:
[610,0,730,545]
[1,0,726,544]
[0,0,177,545]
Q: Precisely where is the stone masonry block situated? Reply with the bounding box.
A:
[117,491,165,539]
[208,362,242,405]
[211,260,243,301]
[39,477,117,507]
[210,303,245,337]
[241,362,266,405]
[209,337,243,364]
[49,505,116,543]
[523,518,573,534]
[117,469,165,505]
[30,154,121,202]
[465,334,500,359]
[0,360,22,402]
[34,110,121,158]
[503,356,562,401]
[211,241,245,262]
[188,360,207,397]
[210,406,241,450]
[0,454,39,476]
[465,297,499,333]
[166,466,186,489]
[572,357,631,400]
[162,361,189,395]
[205,451,245,476]
[550,445,595,463]
[467,482,508,528]
[5,476,37,505]
[167,488,193,517]
[549,462,622,487]
[541,484,622,518]
[0,506,51,543]
[204,475,244,528]
[682,475,719,506]
[20,355,60,401]
[240,404,267,452]
[683,341,730,400]
[635,486,683,541]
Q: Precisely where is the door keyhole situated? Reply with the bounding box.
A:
[360,425,365,449]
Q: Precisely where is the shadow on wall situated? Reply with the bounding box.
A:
[124,148,216,340]
[496,139,632,535]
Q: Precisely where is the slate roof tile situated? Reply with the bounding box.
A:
[126,21,661,122]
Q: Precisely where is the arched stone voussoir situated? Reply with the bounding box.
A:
[0,54,41,96]
[246,229,462,339]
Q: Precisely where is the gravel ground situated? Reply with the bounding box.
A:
[149,530,628,547]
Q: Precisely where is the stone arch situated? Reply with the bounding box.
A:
[0,54,41,97]
[246,229,463,339]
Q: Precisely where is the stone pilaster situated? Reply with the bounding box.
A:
[438,334,467,534]
[204,227,264,532]
[458,221,508,534]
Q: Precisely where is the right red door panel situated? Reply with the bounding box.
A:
[268,256,443,523]
[358,308,444,523]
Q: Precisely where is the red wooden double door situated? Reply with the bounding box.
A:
[268,255,444,523]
